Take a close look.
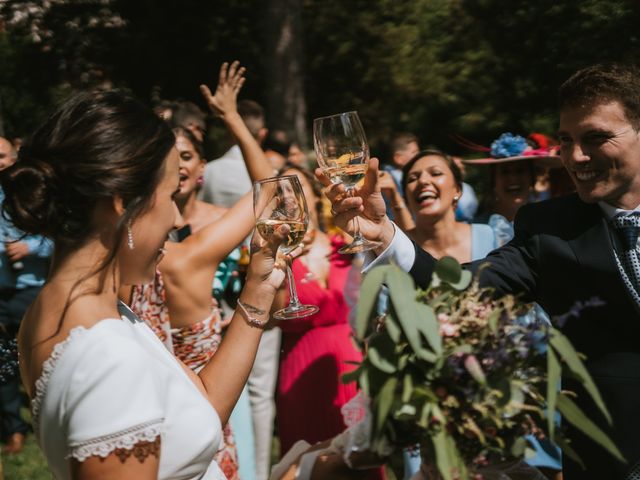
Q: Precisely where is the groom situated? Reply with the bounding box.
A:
[319,63,640,479]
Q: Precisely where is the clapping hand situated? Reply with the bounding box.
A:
[315,158,395,251]
[200,61,246,119]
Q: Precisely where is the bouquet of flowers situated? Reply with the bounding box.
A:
[344,258,623,480]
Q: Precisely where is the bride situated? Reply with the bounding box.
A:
[5,88,290,479]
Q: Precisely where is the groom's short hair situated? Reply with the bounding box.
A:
[559,63,640,129]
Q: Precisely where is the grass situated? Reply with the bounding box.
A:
[1,434,52,480]
[1,406,52,480]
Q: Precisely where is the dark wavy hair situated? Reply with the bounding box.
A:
[401,149,463,204]
[559,63,640,129]
[173,125,205,160]
[1,90,175,329]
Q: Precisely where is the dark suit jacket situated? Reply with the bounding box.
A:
[409,194,640,479]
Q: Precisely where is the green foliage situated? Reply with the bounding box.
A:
[349,258,622,479]
[2,0,639,155]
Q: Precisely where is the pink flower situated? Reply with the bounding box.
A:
[464,355,486,384]
[440,322,460,337]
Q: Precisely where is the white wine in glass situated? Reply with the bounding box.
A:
[253,175,319,320]
[313,111,381,254]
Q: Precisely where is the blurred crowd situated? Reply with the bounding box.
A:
[0,62,573,480]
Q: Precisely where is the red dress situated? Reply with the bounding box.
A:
[276,236,362,454]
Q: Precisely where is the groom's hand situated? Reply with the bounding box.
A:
[315,158,395,253]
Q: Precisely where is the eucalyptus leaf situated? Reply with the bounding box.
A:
[550,328,612,424]
[556,393,625,463]
[432,429,455,480]
[402,373,414,403]
[511,436,527,457]
[554,435,584,469]
[385,311,402,343]
[356,265,391,339]
[546,348,560,438]
[387,266,438,362]
[376,376,399,434]
[415,302,442,354]
[342,364,363,385]
[448,269,472,291]
[369,334,398,373]
[434,256,462,285]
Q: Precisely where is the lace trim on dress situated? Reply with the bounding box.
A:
[67,418,164,462]
[31,326,88,439]
[30,323,164,462]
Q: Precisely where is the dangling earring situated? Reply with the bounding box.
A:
[196,176,204,187]
[127,221,135,250]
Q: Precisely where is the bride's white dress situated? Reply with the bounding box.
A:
[32,316,226,479]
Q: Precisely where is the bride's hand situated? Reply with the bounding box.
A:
[245,224,301,294]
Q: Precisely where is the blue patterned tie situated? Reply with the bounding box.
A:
[612,214,640,250]
[611,214,640,304]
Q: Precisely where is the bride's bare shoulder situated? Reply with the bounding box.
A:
[18,284,119,396]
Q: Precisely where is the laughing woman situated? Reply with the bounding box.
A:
[401,150,499,263]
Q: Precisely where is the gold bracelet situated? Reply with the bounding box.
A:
[236,299,269,328]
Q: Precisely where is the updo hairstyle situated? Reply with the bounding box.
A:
[1,90,175,253]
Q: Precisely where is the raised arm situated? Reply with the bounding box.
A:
[175,62,273,266]
[200,61,273,182]
[196,226,291,423]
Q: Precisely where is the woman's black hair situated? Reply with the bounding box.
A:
[1,89,175,337]
[400,149,463,203]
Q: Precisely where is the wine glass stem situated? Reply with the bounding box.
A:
[346,186,364,241]
[285,258,302,308]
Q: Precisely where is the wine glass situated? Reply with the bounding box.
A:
[313,111,381,254]
[254,175,319,320]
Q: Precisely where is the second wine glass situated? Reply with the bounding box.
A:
[254,175,319,320]
[313,111,381,254]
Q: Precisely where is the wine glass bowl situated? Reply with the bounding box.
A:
[253,175,319,320]
[313,111,381,254]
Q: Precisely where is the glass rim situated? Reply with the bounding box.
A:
[313,111,359,122]
[253,174,300,186]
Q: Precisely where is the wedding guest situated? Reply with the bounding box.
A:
[320,63,640,480]
[382,133,420,222]
[199,97,279,480]
[378,170,414,232]
[0,138,53,455]
[273,164,366,456]
[288,142,308,168]
[170,100,208,143]
[263,130,290,172]
[7,87,292,479]
[124,62,275,480]
[401,150,498,263]
[200,99,267,207]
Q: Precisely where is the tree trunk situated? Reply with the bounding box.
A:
[264,0,308,150]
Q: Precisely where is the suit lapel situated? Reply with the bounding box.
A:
[568,206,640,315]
